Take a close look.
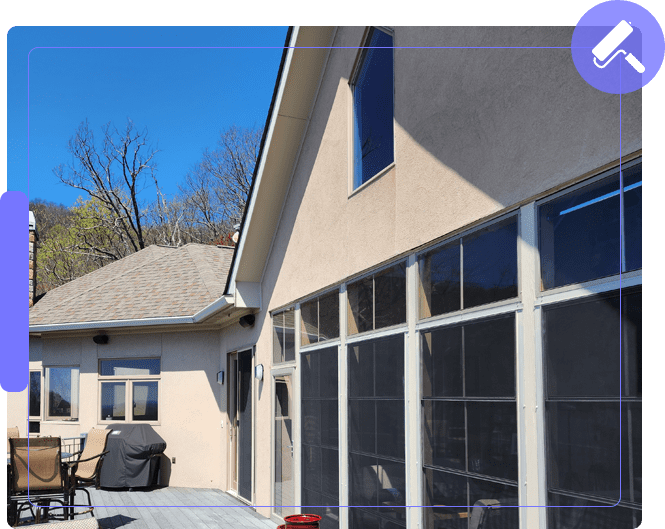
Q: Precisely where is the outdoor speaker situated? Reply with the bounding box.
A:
[239,314,255,328]
[93,334,109,345]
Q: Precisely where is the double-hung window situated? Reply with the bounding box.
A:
[99,358,160,422]
[351,27,394,190]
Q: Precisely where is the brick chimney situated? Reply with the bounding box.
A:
[29,211,38,307]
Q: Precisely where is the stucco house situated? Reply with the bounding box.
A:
[11,242,256,489]
[12,25,641,529]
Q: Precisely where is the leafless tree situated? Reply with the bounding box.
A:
[181,125,260,238]
[53,119,159,259]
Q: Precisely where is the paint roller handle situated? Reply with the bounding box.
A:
[625,53,645,73]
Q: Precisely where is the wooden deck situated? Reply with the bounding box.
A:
[15,487,279,529]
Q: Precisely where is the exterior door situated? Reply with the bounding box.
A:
[237,349,253,502]
[228,353,239,493]
[274,373,294,518]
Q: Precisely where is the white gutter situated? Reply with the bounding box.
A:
[29,295,234,333]
[226,26,299,296]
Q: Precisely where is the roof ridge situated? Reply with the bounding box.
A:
[36,246,173,315]
[184,244,230,299]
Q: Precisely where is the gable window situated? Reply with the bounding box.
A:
[45,366,79,421]
[99,358,160,422]
[273,308,296,363]
[352,27,394,189]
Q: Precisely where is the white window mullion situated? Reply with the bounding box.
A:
[339,284,349,529]
[405,254,421,529]
[518,202,546,529]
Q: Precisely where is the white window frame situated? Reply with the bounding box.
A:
[44,365,80,422]
[98,357,161,425]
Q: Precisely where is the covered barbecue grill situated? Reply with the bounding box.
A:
[99,424,166,488]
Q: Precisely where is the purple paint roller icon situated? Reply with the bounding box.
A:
[592,20,645,73]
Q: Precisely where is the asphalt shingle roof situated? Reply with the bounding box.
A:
[29,244,234,326]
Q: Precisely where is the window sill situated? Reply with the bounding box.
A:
[349,162,395,198]
[42,420,80,425]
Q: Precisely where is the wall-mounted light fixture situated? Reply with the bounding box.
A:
[254,364,264,381]
[217,370,225,385]
[93,333,109,345]
[239,314,255,328]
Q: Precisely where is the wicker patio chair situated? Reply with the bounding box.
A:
[8,437,71,526]
[65,428,111,518]
[7,426,19,453]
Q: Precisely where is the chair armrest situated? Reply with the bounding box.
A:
[66,450,110,467]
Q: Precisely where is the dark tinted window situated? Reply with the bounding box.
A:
[419,241,461,318]
[539,167,641,289]
[132,381,158,421]
[302,346,339,529]
[29,371,41,417]
[463,216,518,309]
[301,299,319,346]
[319,291,340,341]
[348,263,406,335]
[348,335,405,529]
[353,28,394,189]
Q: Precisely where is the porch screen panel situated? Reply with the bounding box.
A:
[544,287,642,528]
[348,334,405,529]
[301,346,339,529]
[238,349,253,502]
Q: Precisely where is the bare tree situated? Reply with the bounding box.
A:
[181,125,260,239]
[53,119,159,260]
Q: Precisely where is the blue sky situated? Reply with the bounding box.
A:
[7,26,288,206]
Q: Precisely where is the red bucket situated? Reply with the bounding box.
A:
[284,514,322,527]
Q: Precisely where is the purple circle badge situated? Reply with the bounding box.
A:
[572,0,665,94]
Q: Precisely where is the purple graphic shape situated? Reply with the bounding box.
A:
[0,191,28,392]
[572,0,665,94]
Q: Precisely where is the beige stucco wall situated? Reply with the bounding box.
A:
[7,330,224,489]
[219,26,641,517]
[265,26,640,310]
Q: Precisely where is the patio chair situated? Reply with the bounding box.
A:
[7,426,19,453]
[65,428,111,518]
[23,517,100,529]
[8,437,71,526]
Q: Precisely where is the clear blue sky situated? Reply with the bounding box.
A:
[7,26,288,207]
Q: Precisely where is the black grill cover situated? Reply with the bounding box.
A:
[100,424,166,488]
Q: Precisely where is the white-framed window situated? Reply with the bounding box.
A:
[300,290,340,346]
[44,366,79,421]
[98,358,160,422]
[351,26,394,190]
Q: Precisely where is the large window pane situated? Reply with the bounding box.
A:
[422,400,465,470]
[132,381,158,421]
[100,358,160,376]
[540,173,621,289]
[349,335,405,529]
[422,326,462,397]
[544,290,641,398]
[420,241,461,318]
[46,366,79,420]
[463,216,518,309]
[348,263,406,335]
[424,468,468,529]
[29,371,41,417]
[101,381,125,421]
[467,402,517,481]
[302,346,338,529]
[353,28,394,188]
[464,315,515,397]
